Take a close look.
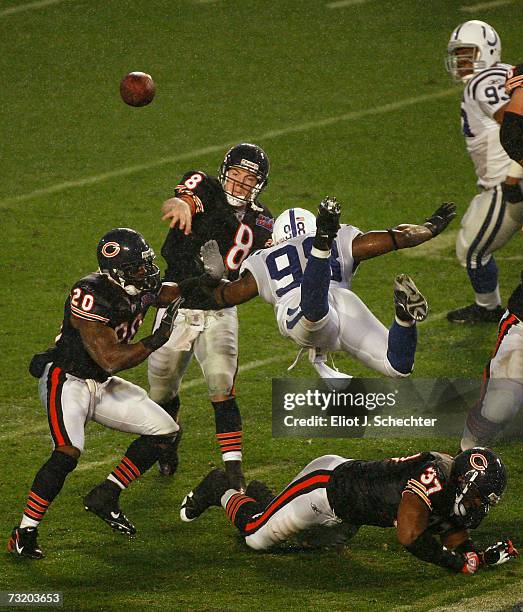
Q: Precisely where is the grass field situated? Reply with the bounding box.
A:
[1,1,523,610]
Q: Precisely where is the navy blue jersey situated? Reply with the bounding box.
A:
[161,171,273,307]
[327,452,459,533]
[37,273,158,382]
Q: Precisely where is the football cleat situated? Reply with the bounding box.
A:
[83,483,136,536]
[158,425,183,477]
[180,469,230,522]
[7,526,44,560]
[314,197,341,250]
[245,480,275,508]
[447,303,504,324]
[394,274,428,323]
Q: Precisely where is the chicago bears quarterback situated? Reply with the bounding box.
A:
[445,20,523,324]
[501,63,523,166]
[180,448,517,573]
[462,271,523,449]
[183,197,455,379]
[148,143,273,489]
[8,229,182,559]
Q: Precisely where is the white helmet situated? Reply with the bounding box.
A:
[445,20,501,83]
[272,208,316,244]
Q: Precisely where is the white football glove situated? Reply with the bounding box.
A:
[201,240,226,281]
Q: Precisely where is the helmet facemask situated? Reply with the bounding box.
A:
[103,251,160,296]
[446,45,481,83]
[219,165,266,208]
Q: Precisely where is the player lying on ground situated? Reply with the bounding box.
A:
[149,143,274,488]
[180,448,518,574]
[182,198,456,378]
[8,229,182,559]
[445,20,523,324]
[501,63,523,167]
[462,270,523,449]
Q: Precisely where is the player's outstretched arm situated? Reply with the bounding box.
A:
[397,492,479,574]
[352,203,456,262]
[71,298,181,374]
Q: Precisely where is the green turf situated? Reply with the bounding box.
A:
[1,1,522,610]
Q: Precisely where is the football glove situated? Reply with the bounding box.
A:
[501,181,523,204]
[142,296,183,351]
[460,551,480,574]
[201,240,226,282]
[481,540,519,566]
[424,202,457,237]
[505,63,523,96]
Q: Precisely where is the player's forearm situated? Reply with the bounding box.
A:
[404,530,470,572]
[501,110,523,167]
[352,226,433,261]
[87,341,153,375]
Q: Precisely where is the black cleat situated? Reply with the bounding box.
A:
[245,480,275,508]
[7,526,44,559]
[158,425,183,476]
[447,303,504,324]
[394,274,428,323]
[314,196,341,250]
[180,469,230,523]
[83,482,136,536]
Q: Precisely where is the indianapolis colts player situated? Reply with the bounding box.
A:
[181,197,456,379]
[445,20,523,323]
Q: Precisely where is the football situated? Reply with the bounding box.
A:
[119,72,156,107]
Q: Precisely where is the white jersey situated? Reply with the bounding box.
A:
[240,224,362,308]
[461,63,512,189]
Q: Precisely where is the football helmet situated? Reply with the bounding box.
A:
[97,228,160,296]
[219,143,269,208]
[446,20,501,83]
[451,447,507,528]
[272,208,316,244]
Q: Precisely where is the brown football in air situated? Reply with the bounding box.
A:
[120,72,156,107]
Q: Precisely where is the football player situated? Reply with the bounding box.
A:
[180,448,518,573]
[445,20,523,324]
[183,197,456,379]
[500,63,523,166]
[8,228,182,559]
[148,143,273,489]
[461,271,523,449]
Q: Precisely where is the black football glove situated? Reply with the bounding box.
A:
[505,63,523,96]
[142,296,183,351]
[502,181,523,204]
[424,202,457,237]
[481,540,519,566]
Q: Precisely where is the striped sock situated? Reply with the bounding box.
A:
[20,491,50,528]
[223,491,257,529]
[216,431,242,461]
[107,456,141,490]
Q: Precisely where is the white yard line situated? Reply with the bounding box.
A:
[327,0,371,8]
[0,88,457,208]
[460,0,515,12]
[0,0,77,17]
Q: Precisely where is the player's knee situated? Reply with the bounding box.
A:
[52,448,79,471]
[245,535,270,551]
[55,445,81,460]
[206,373,234,398]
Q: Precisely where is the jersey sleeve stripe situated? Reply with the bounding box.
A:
[403,479,432,510]
[70,305,110,323]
